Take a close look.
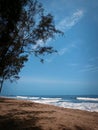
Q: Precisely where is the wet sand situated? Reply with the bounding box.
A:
[0,97,98,130]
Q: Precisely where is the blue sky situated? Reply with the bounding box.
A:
[1,0,98,95]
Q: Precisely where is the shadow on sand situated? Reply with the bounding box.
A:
[0,112,42,130]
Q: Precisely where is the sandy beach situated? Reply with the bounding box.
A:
[0,97,98,130]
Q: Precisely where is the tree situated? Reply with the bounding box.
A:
[0,0,62,92]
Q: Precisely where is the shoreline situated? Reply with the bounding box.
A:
[1,95,98,112]
[0,97,98,130]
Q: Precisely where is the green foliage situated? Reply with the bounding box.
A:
[0,0,62,92]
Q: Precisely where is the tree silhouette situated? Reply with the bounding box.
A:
[0,0,62,92]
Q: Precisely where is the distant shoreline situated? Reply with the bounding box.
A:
[0,97,98,130]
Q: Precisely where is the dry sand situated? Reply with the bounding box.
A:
[0,97,98,130]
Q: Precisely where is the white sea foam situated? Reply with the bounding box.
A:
[31,98,98,112]
[16,96,98,112]
[16,96,40,100]
[28,97,40,100]
[32,98,61,104]
[77,97,98,101]
[41,97,62,100]
[16,96,28,99]
[55,102,98,112]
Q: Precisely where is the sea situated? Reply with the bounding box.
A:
[4,95,98,112]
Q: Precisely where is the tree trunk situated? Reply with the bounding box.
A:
[0,79,4,93]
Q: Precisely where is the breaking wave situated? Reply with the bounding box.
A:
[77,97,98,101]
[15,96,98,112]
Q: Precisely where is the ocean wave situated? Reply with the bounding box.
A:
[32,99,61,103]
[41,97,62,100]
[31,100,98,112]
[55,102,98,112]
[77,97,98,101]
[16,96,40,100]
[16,96,28,99]
[16,96,98,112]
[28,97,40,100]
[31,99,98,112]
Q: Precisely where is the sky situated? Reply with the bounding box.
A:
[1,0,98,95]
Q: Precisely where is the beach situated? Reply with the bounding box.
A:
[0,97,98,130]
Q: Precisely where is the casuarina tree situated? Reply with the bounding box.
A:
[0,0,62,92]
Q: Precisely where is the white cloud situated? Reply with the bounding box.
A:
[33,38,53,50]
[44,48,67,63]
[33,40,44,49]
[32,10,84,62]
[79,64,98,73]
[19,76,98,86]
[58,41,78,56]
[44,47,70,63]
[45,56,56,63]
[19,76,67,84]
[57,9,84,31]
[58,48,69,55]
